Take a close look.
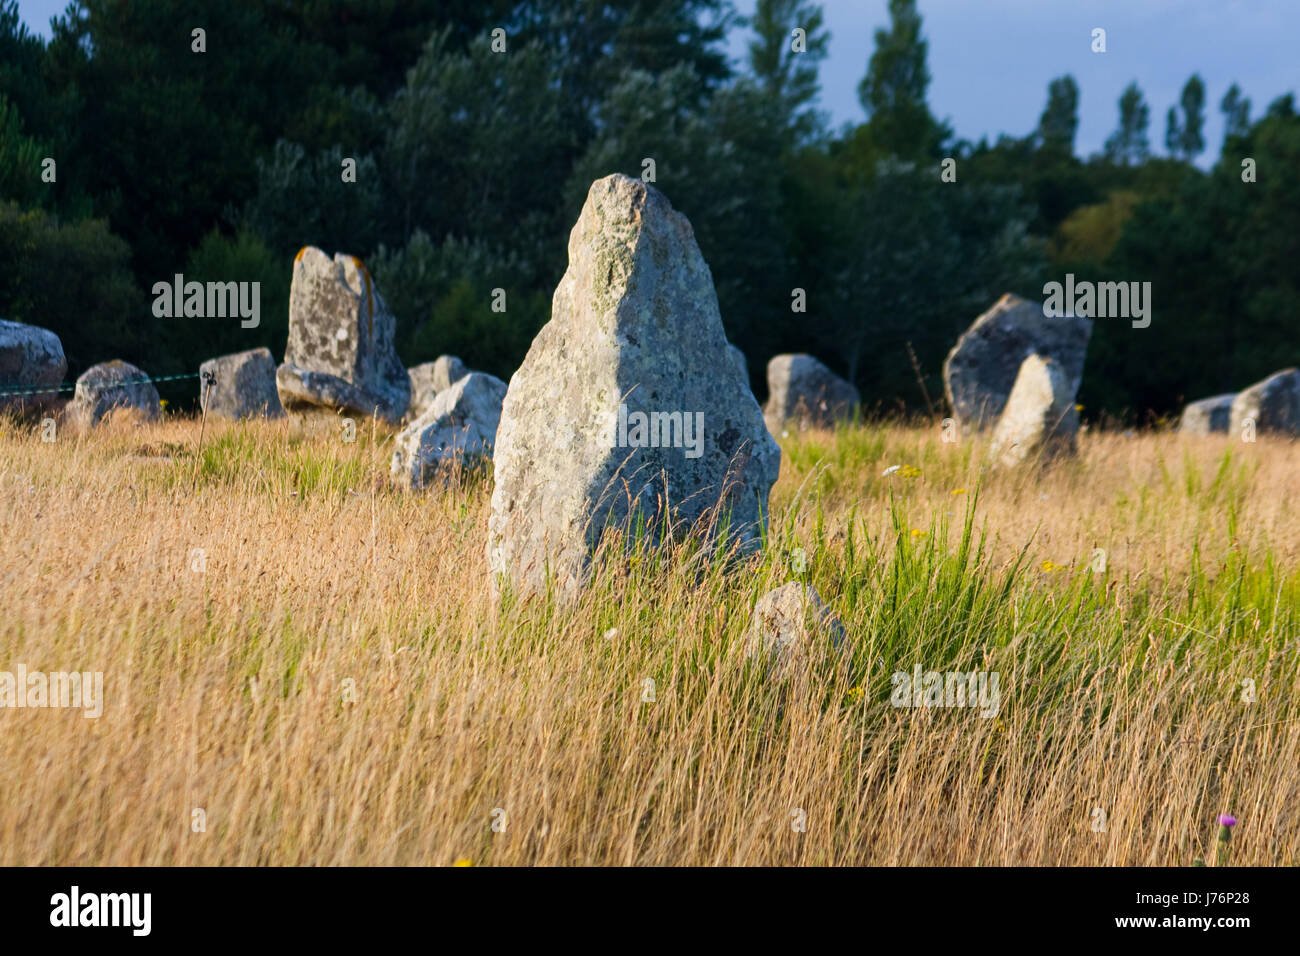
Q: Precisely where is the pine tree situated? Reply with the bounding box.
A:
[857,0,947,158]
[747,0,829,138]
[1103,82,1150,165]
[1164,73,1205,160]
[1037,75,1079,153]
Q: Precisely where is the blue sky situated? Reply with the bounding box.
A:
[728,0,1298,162]
[17,0,1297,162]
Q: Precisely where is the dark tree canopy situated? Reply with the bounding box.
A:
[0,0,1295,420]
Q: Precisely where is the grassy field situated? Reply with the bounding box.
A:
[1,409,1298,865]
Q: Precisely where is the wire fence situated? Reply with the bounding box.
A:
[0,372,203,398]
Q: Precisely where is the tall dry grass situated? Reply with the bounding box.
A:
[0,410,1297,865]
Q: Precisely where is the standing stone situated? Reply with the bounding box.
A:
[987,353,1079,467]
[944,293,1092,430]
[743,582,848,678]
[763,353,860,433]
[276,247,409,424]
[487,174,781,603]
[727,344,748,382]
[407,354,470,420]
[199,347,284,420]
[391,372,508,489]
[1179,393,1236,435]
[63,360,161,428]
[1229,369,1300,438]
[0,318,67,414]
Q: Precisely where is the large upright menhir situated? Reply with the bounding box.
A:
[487,174,780,603]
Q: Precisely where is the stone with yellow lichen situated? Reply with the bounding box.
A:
[276,247,409,424]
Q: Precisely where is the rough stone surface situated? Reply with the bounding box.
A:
[0,318,67,414]
[727,344,748,383]
[763,353,860,432]
[1229,368,1300,438]
[743,582,848,678]
[1179,393,1236,435]
[407,354,470,420]
[276,247,409,423]
[944,293,1093,430]
[199,347,284,420]
[988,353,1079,467]
[63,360,161,428]
[487,174,781,602]
[392,372,508,488]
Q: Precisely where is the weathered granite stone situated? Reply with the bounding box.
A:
[1229,369,1300,438]
[486,174,781,602]
[276,247,409,424]
[763,353,860,432]
[391,372,507,488]
[0,318,66,414]
[63,360,161,428]
[944,293,1092,430]
[199,347,284,420]
[743,582,848,678]
[727,344,748,382]
[407,354,470,420]
[1179,393,1235,435]
[987,353,1079,467]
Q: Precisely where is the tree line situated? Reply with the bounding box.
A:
[1,0,1296,419]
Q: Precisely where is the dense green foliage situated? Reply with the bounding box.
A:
[0,0,1295,416]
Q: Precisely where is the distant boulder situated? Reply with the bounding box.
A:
[391,372,508,489]
[1179,393,1235,435]
[988,353,1079,468]
[407,354,470,420]
[199,347,284,420]
[64,360,161,428]
[275,247,409,423]
[1229,369,1300,438]
[763,353,859,433]
[0,318,66,415]
[743,582,848,679]
[944,293,1092,430]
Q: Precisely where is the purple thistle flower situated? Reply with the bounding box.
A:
[1218,814,1237,827]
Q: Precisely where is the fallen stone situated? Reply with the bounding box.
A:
[486,174,780,602]
[1229,368,1300,438]
[944,293,1092,430]
[63,360,161,428]
[276,247,409,424]
[987,353,1079,467]
[743,582,848,678]
[0,318,67,415]
[1178,393,1235,435]
[407,354,470,420]
[391,371,508,488]
[199,347,284,420]
[763,353,860,432]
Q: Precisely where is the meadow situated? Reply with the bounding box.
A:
[1,410,1297,865]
